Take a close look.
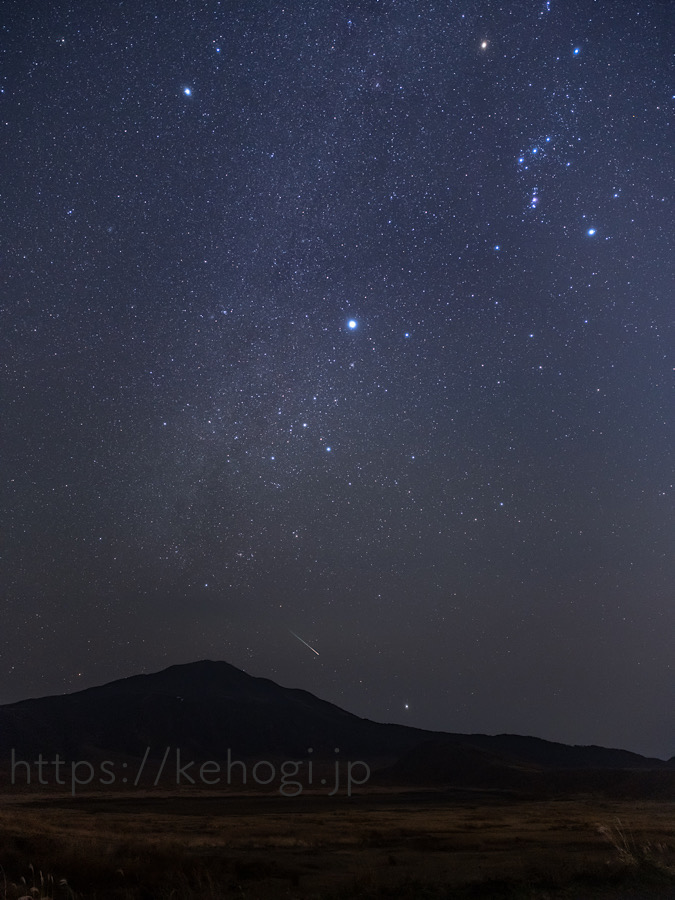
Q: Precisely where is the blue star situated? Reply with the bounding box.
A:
[587,228,596,236]
[183,87,192,96]
[573,47,581,56]
[347,319,358,330]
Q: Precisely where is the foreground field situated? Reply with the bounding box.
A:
[0,790,674,898]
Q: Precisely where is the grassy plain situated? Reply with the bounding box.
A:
[0,789,674,899]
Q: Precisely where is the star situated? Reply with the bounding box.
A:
[587,228,596,236]
[183,87,192,96]
[347,319,358,330]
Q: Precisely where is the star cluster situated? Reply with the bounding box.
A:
[1,1,673,757]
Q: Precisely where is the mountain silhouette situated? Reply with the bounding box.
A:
[1,661,672,794]
[0,660,432,760]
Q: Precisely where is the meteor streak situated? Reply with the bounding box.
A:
[289,629,320,656]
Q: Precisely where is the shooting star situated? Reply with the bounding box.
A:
[289,629,320,656]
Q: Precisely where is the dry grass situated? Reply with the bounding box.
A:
[0,791,673,898]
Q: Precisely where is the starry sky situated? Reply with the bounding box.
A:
[2,0,673,759]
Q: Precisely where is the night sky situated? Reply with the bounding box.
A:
[2,1,673,759]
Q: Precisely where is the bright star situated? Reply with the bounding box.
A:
[347,319,357,329]
[573,47,581,56]
[183,87,192,96]
[587,228,596,236]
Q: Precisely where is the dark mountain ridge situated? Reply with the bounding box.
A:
[0,660,432,759]
[0,661,672,781]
